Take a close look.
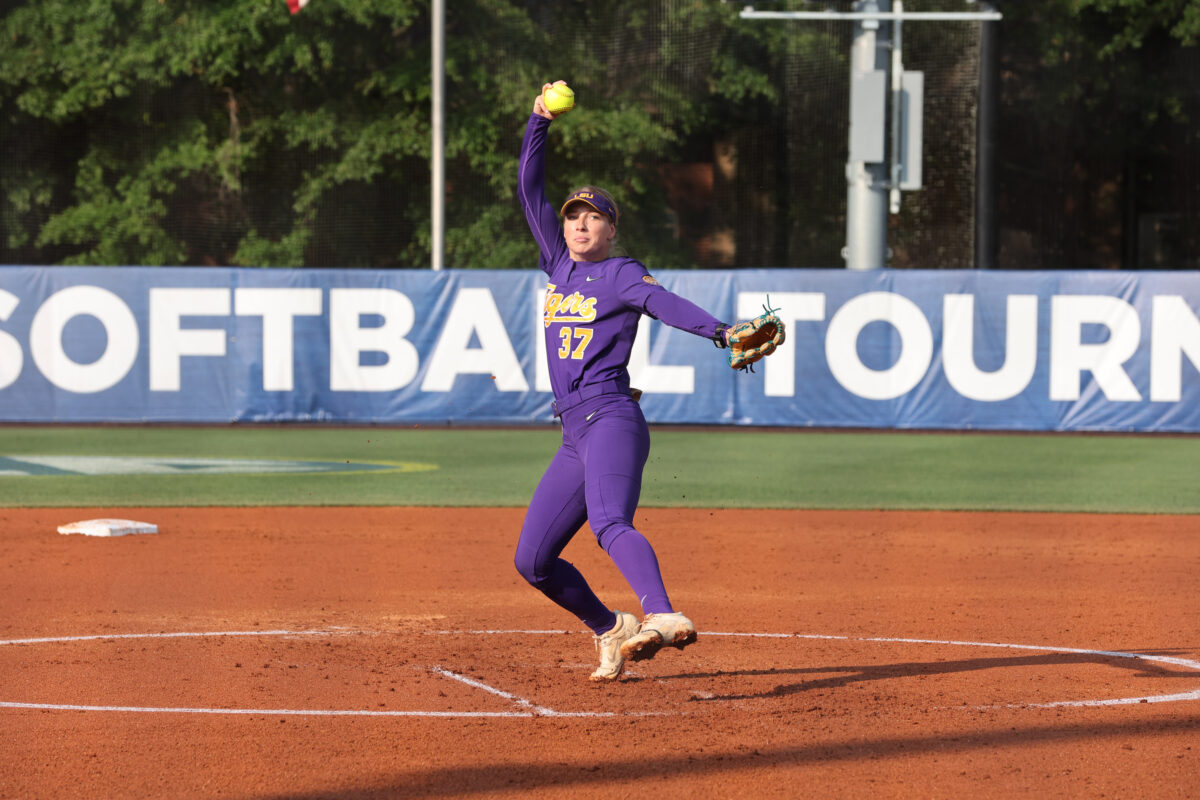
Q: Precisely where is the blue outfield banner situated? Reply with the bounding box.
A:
[1,266,1198,431]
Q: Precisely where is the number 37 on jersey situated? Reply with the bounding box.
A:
[544,283,598,360]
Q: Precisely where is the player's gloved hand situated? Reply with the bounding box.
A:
[723,301,786,373]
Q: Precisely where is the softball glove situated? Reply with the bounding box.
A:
[722,301,786,372]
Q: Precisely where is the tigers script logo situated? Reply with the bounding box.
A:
[544,283,598,327]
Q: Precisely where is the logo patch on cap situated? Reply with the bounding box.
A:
[560,190,618,222]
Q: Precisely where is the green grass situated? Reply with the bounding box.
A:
[0,425,1197,513]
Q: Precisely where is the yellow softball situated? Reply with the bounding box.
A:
[543,84,575,115]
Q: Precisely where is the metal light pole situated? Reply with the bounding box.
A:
[974,1,999,269]
[431,0,445,271]
[739,3,1004,270]
[843,0,892,271]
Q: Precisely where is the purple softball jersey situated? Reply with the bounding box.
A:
[513,113,726,636]
[517,114,727,409]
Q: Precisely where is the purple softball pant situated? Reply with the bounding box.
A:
[513,392,675,635]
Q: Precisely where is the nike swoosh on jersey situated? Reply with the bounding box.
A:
[585,275,600,281]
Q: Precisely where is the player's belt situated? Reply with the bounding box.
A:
[552,379,631,417]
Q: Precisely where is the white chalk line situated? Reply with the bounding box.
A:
[721,632,1200,709]
[427,666,666,718]
[436,629,1200,710]
[430,666,618,717]
[0,701,530,718]
[3,628,1199,717]
[0,629,617,719]
[0,629,350,647]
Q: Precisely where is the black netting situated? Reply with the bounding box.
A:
[6,1,1198,270]
[518,0,983,269]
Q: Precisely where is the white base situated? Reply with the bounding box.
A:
[57,519,159,537]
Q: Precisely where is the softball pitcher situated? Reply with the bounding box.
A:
[513,82,732,681]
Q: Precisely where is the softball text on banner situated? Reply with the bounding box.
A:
[0,267,1197,431]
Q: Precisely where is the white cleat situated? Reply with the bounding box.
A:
[589,611,641,682]
[619,612,697,663]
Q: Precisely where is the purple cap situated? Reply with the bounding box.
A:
[560,189,618,223]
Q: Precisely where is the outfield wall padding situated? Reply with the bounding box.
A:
[1,267,1198,431]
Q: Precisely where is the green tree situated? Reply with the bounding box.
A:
[5,1,1194,270]
[1076,0,1200,53]
[0,0,744,269]
[996,0,1200,268]
[1,0,429,267]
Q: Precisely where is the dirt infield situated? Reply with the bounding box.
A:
[1,506,1198,798]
